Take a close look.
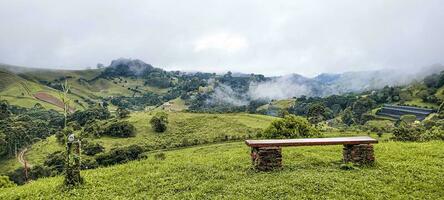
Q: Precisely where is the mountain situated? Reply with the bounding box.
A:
[0,59,443,111]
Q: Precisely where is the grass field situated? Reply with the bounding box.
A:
[0,112,277,174]
[0,66,168,110]
[1,140,443,199]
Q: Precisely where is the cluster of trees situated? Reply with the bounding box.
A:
[68,107,111,126]
[0,101,63,158]
[80,119,136,138]
[150,112,168,132]
[95,145,145,166]
[392,119,444,141]
[110,92,162,110]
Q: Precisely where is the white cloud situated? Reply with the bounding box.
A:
[194,32,248,53]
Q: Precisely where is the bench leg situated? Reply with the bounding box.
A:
[251,147,282,171]
[343,144,375,165]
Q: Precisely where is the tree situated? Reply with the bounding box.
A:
[82,142,104,156]
[352,97,376,124]
[0,100,11,120]
[150,112,169,132]
[103,121,136,137]
[95,145,144,166]
[68,107,111,126]
[393,123,424,141]
[307,103,326,124]
[341,108,354,126]
[263,115,319,139]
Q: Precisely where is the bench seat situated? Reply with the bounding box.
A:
[246,136,378,171]
[245,136,378,147]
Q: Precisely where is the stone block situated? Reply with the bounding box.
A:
[251,147,282,171]
[343,144,375,165]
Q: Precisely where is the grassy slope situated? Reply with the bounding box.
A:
[257,99,296,112]
[1,140,443,199]
[1,66,168,110]
[0,112,277,174]
[0,68,87,110]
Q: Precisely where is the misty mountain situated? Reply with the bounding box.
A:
[246,65,444,101]
[100,58,157,78]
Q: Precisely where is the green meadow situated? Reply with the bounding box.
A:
[1,140,443,199]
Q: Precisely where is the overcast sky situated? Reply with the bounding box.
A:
[0,0,443,76]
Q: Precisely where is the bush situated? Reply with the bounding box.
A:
[95,145,144,166]
[263,115,319,139]
[81,158,99,170]
[43,151,65,173]
[423,126,444,141]
[82,142,105,156]
[364,120,395,134]
[6,168,27,185]
[29,165,53,180]
[103,121,136,137]
[0,175,16,188]
[81,120,102,138]
[392,123,424,141]
[150,112,169,133]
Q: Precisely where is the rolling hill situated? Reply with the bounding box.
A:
[0,111,277,174]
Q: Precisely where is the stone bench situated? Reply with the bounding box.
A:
[245,136,378,171]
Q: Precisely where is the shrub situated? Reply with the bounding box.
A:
[103,121,136,137]
[0,175,16,188]
[392,123,424,141]
[6,168,28,185]
[150,112,169,132]
[423,126,444,141]
[364,120,395,134]
[263,115,319,139]
[43,151,65,173]
[81,158,99,170]
[95,145,144,166]
[81,120,103,138]
[29,165,53,180]
[82,142,105,156]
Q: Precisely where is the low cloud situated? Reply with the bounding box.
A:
[207,83,249,106]
[248,75,311,100]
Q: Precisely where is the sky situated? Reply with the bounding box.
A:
[0,0,443,77]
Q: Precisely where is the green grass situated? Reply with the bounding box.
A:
[1,66,168,110]
[0,112,277,174]
[257,99,296,112]
[94,112,276,151]
[1,140,443,199]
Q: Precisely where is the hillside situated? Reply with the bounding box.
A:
[1,60,443,113]
[1,140,443,199]
[0,111,277,174]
